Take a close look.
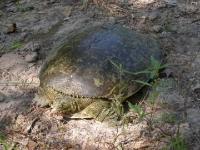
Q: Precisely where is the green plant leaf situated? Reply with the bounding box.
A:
[0,132,9,150]
[150,56,161,68]
[128,101,135,110]
[170,135,187,150]
[128,102,146,120]
[159,64,170,69]
[10,41,22,49]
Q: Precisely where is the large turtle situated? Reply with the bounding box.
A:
[37,25,162,121]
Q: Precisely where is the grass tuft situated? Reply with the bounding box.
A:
[10,41,23,50]
[128,102,147,121]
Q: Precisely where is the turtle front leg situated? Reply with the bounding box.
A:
[52,96,94,114]
[72,100,121,122]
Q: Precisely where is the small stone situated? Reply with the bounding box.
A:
[152,25,162,33]
[23,42,41,52]
[50,0,56,3]
[164,0,177,6]
[25,52,38,63]
[108,17,116,24]
[160,31,171,38]
[64,17,70,21]
[63,6,72,17]
[169,25,178,32]
[44,0,56,5]
[6,6,17,13]
[21,32,32,40]
[192,83,200,91]
[6,23,17,34]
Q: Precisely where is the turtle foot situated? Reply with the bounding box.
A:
[71,100,121,124]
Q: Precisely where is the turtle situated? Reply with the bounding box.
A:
[37,25,162,122]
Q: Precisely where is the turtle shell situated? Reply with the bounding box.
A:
[39,25,162,100]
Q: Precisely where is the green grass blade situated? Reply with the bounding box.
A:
[124,70,151,75]
[109,60,121,70]
[133,80,152,86]
[128,101,135,110]
[159,64,169,69]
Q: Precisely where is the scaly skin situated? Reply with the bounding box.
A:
[38,85,118,121]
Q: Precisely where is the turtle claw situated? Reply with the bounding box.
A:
[70,100,111,121]
[70,112,93,119]
[71,100,120,124]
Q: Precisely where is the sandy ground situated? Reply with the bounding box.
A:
[0,0,200,149]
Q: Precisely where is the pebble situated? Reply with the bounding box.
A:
[152,25,162,33]
[160,31,171,38]
[63,6,72,17]
[164,0,177,6]
[6,6,17,13]
[169,25,178,32]
[23,42,41,52]
[44,0,56,5]
[25,52,38,63]
[108,17,117,24]
[192,83,200,91]
[64,17,70,21]
[6,23,17,34]
[50,0,56,3]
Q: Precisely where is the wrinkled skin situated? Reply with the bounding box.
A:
[38,25,162,121]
